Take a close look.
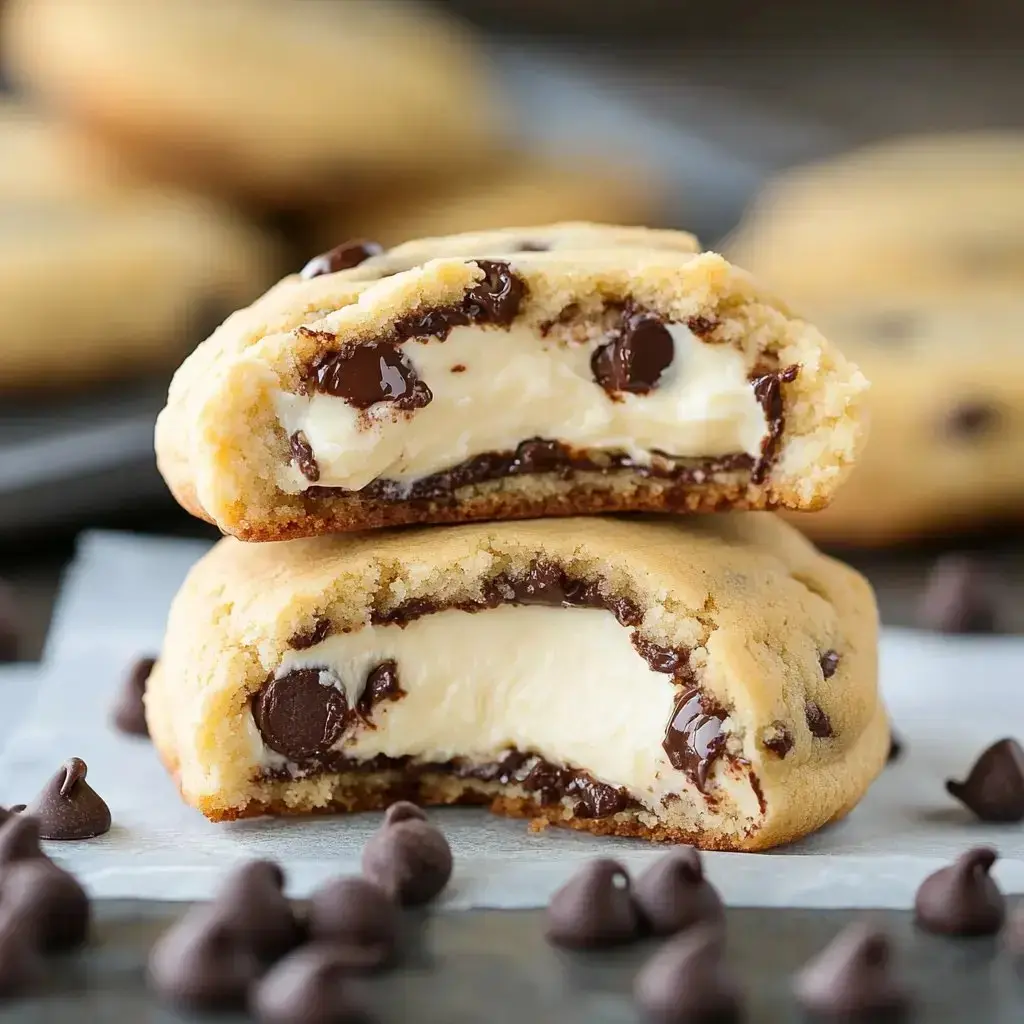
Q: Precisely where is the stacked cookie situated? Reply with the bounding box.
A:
[148,222,887,851]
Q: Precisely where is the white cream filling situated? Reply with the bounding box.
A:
[276,321,767,493]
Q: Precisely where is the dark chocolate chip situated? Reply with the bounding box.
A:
[355,661,404,723]
[918,555,997,634]
[545,859,640,949]
[1003,904,1024,958]
[632,635,687,675]
[794,921,911,1020]
[313,342,432,410]
[306,877,398,968]
[943,400,1001,440]
[914,847,1005,936]
[521,761,631,819]
[806,702,834,739]
[301,240,383,279]
[463,260,525,325]
[290,618,332,650]
[819,650,840,679]
[634,925,741,1024]
[0,859,90,952]
[252,669,349,761]
[23,758,111,840]
[0,906,43,998]
[211,860,302,965]
[592,308,675,395]
[888,731,903,763]
[632,848,725,937]
[361,804,451,906]
[686,315,719,337]
[289,431,320,483]
[946,738,1024,823]
[750,364,799,484]
[764,725,794,759]
[112,656,155,737]
[662,689,727,790]
[0,580,21,663]
[0,815,48,867]
[251,945,375,1024]
[148,905,263,1011]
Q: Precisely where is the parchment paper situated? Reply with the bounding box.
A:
[4,531,1023,908]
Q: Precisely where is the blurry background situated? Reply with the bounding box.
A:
[1,0,1023,658]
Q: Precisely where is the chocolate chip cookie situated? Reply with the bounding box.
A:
[154,223,869,539]
[145,513,886,850]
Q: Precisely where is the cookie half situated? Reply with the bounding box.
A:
[155,223,869,540]
[146,513,885,850]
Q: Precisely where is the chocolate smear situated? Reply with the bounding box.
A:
[23,758,111,840]
[917,554,997,634]
[592,307,675,395]
[0,859,90,952]
[632,848,725,937]
[211,860,302,965]
[301,240,382,279]
[914,847,1005,936]
[751,364,799,484]
[545,858,640,949]
[307,876,398,969]
[290,618,332,650]
[663,689,727,790]
[946,738,1024,823]
[289,431,320,483]
[312,342,431,410]
[361,802,452,906]
[356,661,405,723]
[252,669,349,761]
[112,655,155,736]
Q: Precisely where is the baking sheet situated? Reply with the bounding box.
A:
[5,530,1024,908]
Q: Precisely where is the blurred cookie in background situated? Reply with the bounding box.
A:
[305,154,664,253]
[1,0,505,206]
[0,193,279,391]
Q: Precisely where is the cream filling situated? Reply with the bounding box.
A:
[276,321,767,493]
[255,605,745,811]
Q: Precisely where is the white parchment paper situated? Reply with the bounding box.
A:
[4,531,1024,908]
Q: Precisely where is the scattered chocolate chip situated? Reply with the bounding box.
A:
[290,619,332,651]
[918,555,997,634]
[251,945,375,1024]
[112,656,155,736]
[794,921,911,1020]
[312,342,432,410]
[943,400,1001,441]
[148,906,262,1011]
[0,859,90,952]
[0,580,21,663]
[806,702,834,739]
[686,315,719,337]
[750,364,799,484]
[355,662,404,723]
[763,725,794,759]
[634,926,741,1024]
[212,861,302,965]
[252,669,349,761]
[361,803,452,906]
[545,859,640,949]
[301,240,383,279]
[914,847,1005,936]
[632,849,724,937]
[0,908,42,997]
[0,815,47,867]
[1002,903,1024,958]
[946,738,1024,823]
[306,877,398,968]
[888,732,903,763]
[819,650,840,679]
[592,307,675,395]
[289,431,320,483]
[23,758,111,840]
[662,689,727,791]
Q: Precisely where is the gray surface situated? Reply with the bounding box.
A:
[9,901,1024,1022]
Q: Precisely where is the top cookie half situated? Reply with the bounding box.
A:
[155,223,869,540]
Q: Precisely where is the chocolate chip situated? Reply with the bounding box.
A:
[361,803,452,906]
[313,342,432,410]
[0,580,21,663]
[634,926,741,1024]
[632,849,724,937]
[662,689,727,791]
[251,945,375,1024]
[290,618,332,651]
[632,635,687,675]
[0,908,42,997]
[112,656,155,736]
[943,400,1001,440]
[545,859,640,949]
[946,738,1024,823]
[918,555,997,634]
[750,364,799,484]
[521,761,631,819]
[252,669,349,761]
[0,859,90,952]
[306,877,398,968]
[0,815,47,867]
[148,906,262,1011]
[914,847,1005,936]
[686,315,719,337]
[300,240,383,280]
[355,661,404,723]
[211,860,302,965]
[1003,904,1024,958]
[289,431,320,483]
[820,650,840,679]
[888,731,903,763]
[23,758,111,840]
[463,260,525,325]
[764,725,794,759]
[592,308,675,395]
[794,921,911,1020]
[806,702,834,739]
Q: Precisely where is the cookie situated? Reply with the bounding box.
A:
[728,131,1024,304]
[311,155,663,252]
[145,513,885,850]
[1,192,279,390]
[783,293,1024,544]
[2,0,503,204]
[154,223,869,540]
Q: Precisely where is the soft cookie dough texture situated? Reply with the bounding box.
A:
[155,223,869,540]
[146,514,886,851]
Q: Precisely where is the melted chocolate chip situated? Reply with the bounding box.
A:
[946,738,1024,823]
[632,848,725,937]
[356,661,405,722]
[23,758,111,840]
[918,555,997,634]
[751,364,799,484]
[312,343,432,410]
[252,669,348,761]
[0,859,91,952]
[546,859,641,949]
[631,635,687,675]
[914,847,1005,936]
[289,431,320,483]
[361,805,452,906]
[521,760,631,819]
[686,315,719,336]
[806,702,834,739]
[820,650,840,679]
[300,240,383,279]
[763,725,794,759]
[592,308,675,395]
[943,400,1001,440]
[306,876,398,967]
[663,689,727,790]
[112,655,155,736]
[290,618,332,650]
